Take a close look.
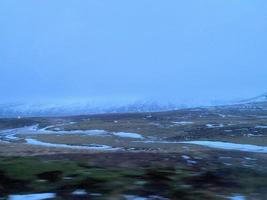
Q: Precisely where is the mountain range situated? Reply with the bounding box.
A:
[0,93,267,118]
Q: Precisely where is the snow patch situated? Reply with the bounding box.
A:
[181,155,190,160]
[124,195,168,200]
[72,189,87,195]
[172,121,193,125]
[245,134,264,137]
[180,141,267,153]
[255,125,267,129]
[228,195,246,200]
[4,134,19,140]
[25,138,120,151]
[136,140,267,153]
[244,157,257,161]
[39,127,108,136]
[206,124,224,128]
[218,114,226,118]
[8,193,56,200]
[112,132,144,139]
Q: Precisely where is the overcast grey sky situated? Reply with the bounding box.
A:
[1,0,267,105]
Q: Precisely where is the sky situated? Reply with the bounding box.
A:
[1,0,267,106]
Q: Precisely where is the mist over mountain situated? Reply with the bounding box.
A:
[1,93,267,118]
[0,94,234,118]
[0,101,175,118]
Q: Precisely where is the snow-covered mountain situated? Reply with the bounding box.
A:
[1,93,267,118]
[0,101,182,118]
[238,92,267,104]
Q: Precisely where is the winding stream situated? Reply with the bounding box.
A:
[1,125,267,153]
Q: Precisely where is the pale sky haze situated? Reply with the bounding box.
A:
[0,0,267,105]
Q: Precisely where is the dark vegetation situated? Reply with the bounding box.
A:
[0,156,267,199]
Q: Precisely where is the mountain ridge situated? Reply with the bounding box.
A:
[1,93,267,118]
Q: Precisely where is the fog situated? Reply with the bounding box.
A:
[1,0,267,106]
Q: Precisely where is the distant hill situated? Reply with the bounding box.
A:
[1,93,267,118]
[238,92,267,104]
[0,101,181,118]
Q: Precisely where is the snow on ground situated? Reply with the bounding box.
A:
[1,125,145,139]
[41,126,144,139]
[0,126,39,142]
[228,195,246,200]
[124,195,168,200]
[39,127,108,136]
[134,140,267,153]
[124,196,148,200]
[4,134,19,140]
[149,122,161,126]
[0,124,106,136]
[8,193,56,200]
[1,125,107,136]
[172,121,194,125]
[180,141,267,153]
[181,155,197,165]
[112,132,144,139]
[1,123,267,153]
[0,125,39,135]
[206,124,224,128]
[244,157,257,161]
[218,114,226,118]
[25,138,121,151]
[181,155,190,160]
[72,189,87,195]
[132,140,180,144]
[0,125,145,151]
[245,133,264,137]
[255,125,267,129]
